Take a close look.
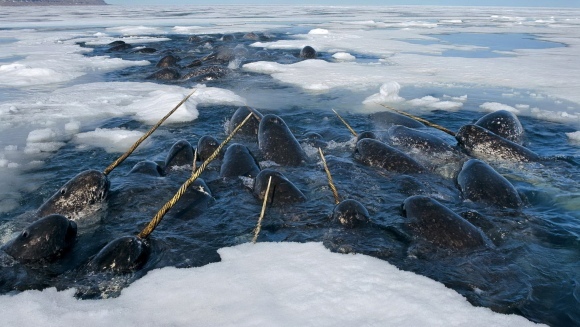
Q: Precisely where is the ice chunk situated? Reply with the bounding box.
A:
[332,52,356,61]
[480,102,520,114]
[73,128,147,153]
[308,28,329,35]
[0,242,542,327]
[363,81,405,104]
[566,131,580,143]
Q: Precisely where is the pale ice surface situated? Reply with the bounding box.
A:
[363,85,463,111]
[0,242,544,327]
[332,52,356,61]
[73,128,147,153]
[480,102,520,113]
[363,81,405,104]
[567,131,580,143]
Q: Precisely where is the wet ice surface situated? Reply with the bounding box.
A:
[0,5,579,327]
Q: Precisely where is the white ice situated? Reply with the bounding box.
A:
[0,242,544,327]
[566,131,580,143]
[363,81,405,104]
[332,52,356,61]
[73,128,147,154]
[480,102,520,114]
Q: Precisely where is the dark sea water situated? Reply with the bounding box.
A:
[0,7,579,326]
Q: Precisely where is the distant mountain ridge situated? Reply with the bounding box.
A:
[0,0,107,5]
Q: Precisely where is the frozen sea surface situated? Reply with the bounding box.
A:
[0,5,579,327]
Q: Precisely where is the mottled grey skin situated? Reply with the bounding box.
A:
[457,159,523,209]
[107,40,125,47]
[171,179,212,219]
[300,46,316,59]
[475,110,524,144]
[197,135,220,162]
[354,138,426,174]
[128,160,164,176]
[301,132,327,148]
[2,214,77,262]
[164,139,194,173]
[221,34,235,42]
[370,111,425,129]
[332,199,369,229]
[387,125,464,174]
[356,131,377,142]
[456,124,540,163]
[227,106,263,137]
[181,65,231,82]
[243,32,260,40]
[88,236,149,273]
[132,47,157,54]
[107,43,132,52]
[36,170,109,223]
[146,68,180,80]
[156,54,179,68]
[402,195,489,250]
[387,125,458,156]
[258,114,307,166]
[253,169,306,205]
[220,143,261,178]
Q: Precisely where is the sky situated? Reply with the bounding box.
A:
[104,0,580,8]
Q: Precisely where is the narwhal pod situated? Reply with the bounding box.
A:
[220,143,261,178]
[164,139,194,173]
[332,199,370,229]
[87,236,149,273]
[475,110,524,144]
[457,159,523,209]
[455,124,539,163]
[252,169,306,205]
[2,214,77,262]
[402,195,489,250]
[227,106,263,137]
[354,138,426,174]
[258,114,307,166]
[36,169,109,224]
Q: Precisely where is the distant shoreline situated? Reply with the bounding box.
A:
[0,0,107,6]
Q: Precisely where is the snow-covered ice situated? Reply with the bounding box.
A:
[0,242,544,327]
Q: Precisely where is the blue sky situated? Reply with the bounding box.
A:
[105,0,580,7]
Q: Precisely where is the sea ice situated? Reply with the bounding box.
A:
[73,128,147,153]
[0,242,544,327]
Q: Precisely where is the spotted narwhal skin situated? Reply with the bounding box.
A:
[2,214,77,262]
[88,236,149,273]
[402,195,489,250]
[36,170,109,223]
[455,124,540,163]
[354,138,426,174]
[253,169,306,205]
[332,199,369,229]
[475,110,524,144]
[457,159,523,209]
[220,143,261,178]
[258,114,307,166]
[164,139,194,173]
